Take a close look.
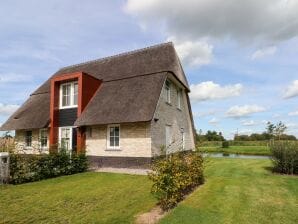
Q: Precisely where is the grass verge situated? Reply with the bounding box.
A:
[198,145,270,155]
[0,172,156,224]
[160,158,298,224]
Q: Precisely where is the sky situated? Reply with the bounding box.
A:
[0,0,298,139]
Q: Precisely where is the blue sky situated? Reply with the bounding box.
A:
[0,0,298,139]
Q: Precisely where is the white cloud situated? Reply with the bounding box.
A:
[284,80,298,99]
[241,120,256,126]
[289,110,298,116]
[190,81,243,102]
[251,46,277,60]
[208,117,219,125]
[0,73,32,83]
[226,105,266,118]
[195,110,217,118]
[167,37,213,67]
[0,103,19,116]
[125,0,298,44]
[234,129,254,135]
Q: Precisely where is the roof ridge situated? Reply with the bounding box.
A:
[58,42,173,72]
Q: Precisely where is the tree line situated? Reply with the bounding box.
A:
[197,121,297,142]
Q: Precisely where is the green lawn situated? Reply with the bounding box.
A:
[0,172,156,224]
[198,145,271,155]
[160,158,298,224]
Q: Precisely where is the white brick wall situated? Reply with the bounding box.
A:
[86,122,152,157]
[15,129,49,154]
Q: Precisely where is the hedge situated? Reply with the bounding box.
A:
[149,151,204,210]
[9,150,88,184]
[270,141,298,175]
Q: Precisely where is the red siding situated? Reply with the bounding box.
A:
[49,72,101,153]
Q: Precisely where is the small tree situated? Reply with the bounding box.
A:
[274,121,287,140]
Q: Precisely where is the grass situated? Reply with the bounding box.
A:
[198,145,271,155]
[160,158,298,224]
[0,172,156,224]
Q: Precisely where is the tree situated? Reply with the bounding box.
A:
[274,121,287,140]
[266,122,275,138]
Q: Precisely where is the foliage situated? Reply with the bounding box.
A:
[269,141,298,175]
[148,151,204,210]
[196,130,225,142]
[222,141,229,148]
[9,150,88,184]
[0,137,15,152]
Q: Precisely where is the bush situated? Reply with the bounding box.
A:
[222,141,229,148]
[148,151,204,210]
[9,151,88,184]
[269,141,298,175]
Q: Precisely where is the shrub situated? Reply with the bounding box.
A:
[148,151,204,210]
[269,141,298,175]
[9,151,88,184]
[222,141,229,148]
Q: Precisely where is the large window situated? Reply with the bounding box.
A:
[39,129,48,149]
[25,131,32,148]
[59,127,72,150]
[107,124,120,149]
[60,81,78,109]
[165,81,171,104]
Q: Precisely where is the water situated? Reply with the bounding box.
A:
[203,153,270,159]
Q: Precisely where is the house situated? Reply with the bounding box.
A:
[0,42,195,168]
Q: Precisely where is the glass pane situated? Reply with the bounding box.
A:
[62,84,71,106]
[114,137,119,146]
[114,127,119,136]
[110,127,115,136]
[73,83,78,105]
[110,136,114,146]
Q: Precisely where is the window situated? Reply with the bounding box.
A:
[165,125,172,147]
[39,129,48,149]
[165,81,171,103]
[60,81,78,109]
[177,89,182,109]
[107,124,120,149]
[25,131,32,148]
[59,127,72,150]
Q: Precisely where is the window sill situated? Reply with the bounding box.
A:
[59,106,78,110]
[177,107,182,111]
[105,148,121,151]
[165,102,172,106]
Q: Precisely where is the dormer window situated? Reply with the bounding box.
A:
[60,81,78,109]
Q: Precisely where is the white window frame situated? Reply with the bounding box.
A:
[39,129,48,150]
[58,127,73,151]
[177,89,182,109]
[59,81,78,109]
[107,124,120,150]
[165,81,171,104]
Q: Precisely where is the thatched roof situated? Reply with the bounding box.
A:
[0,42,188,130]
